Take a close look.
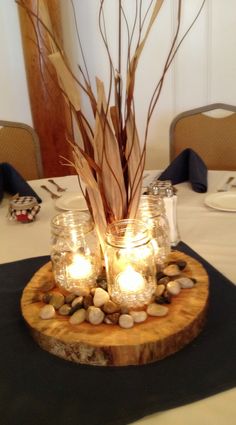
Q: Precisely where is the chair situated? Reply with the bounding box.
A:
[169,103,236,170]
[0,120,43,180]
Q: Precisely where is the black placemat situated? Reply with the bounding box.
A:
[0,242,235,425]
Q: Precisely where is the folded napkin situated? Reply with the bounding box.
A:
[158,148,208,193]
[0,162,42,203]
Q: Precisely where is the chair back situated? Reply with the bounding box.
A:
[0,120,43,180]
[170,103,236,170]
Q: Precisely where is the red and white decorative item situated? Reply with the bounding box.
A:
[8,196,40,223]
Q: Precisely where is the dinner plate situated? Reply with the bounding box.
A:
[55,192,88,211]
[204,192,236,212]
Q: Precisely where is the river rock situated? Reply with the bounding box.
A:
[71,296,83,308]
[83,294,93,309]
[163,264,180,277]
[102,300,120,314]
[119,314,134,329]
[176,277,194,288]
[49,292,65,310]
[167,280,181,295]
[147,303,169,317]
[104,312,120,324]
[87,306,104,325]
[93,287,110,307]
[69,308,86,325]
[155,284,165,297]
[129,310,147,323]
[73,287,90,297]
[58,304,71,316]
[39,304,55,319]
[65,293,76,304]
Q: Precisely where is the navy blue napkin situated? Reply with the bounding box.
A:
[159,148,208,193]
[0,162,42,203]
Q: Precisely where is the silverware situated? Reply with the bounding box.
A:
[48,179,67,192]
[41,185,61,199]
[217,176,234,192]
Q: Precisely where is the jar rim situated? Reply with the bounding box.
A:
[105,219,151,248]
[51,210,93,234]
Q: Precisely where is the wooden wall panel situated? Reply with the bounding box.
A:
[18,0,74,177]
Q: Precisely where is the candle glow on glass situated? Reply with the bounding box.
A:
[67,253,92,280]
[116,266,145,293]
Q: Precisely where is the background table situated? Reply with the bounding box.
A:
[0,170,236,425]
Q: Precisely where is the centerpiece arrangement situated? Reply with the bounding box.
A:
[16,0,206,247]
[18,0,209,366]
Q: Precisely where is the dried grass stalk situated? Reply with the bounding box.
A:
[16,0,206,251]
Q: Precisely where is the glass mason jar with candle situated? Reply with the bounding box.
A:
[104,219,156,309]
[137,195,171,268]
[51,211,102,294]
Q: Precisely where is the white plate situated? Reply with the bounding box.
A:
[204,192,236,212]
[55,192,88,211]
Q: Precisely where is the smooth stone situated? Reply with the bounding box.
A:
[73,287,90,297]
[163,264,180,277]
[58,304,71,316]
[104,312,120,324]
[69,308,86,325]
[83,294,93,309]
[176,260,187,271]
[49,292,65,310]
[65,293,76,304]
[158,276,170,285]
[119,314,134,329]
[69,303,83,315]
[42,292,52,304]
[147,303,169,317]
[93,287,110,307]
[176,277,194,289]
[167,280,181,295]
[87,306,104,325]
[155,291,172,304]
[96,277,107,290]
[120,306,129,314]
[102,300,120,314]
[39,304,55,319]
[71,296,83,308]
[129,311,147,323]
[155,284,165,297]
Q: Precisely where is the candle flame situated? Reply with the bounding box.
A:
[116,266,145,293]
[67,254,92,280]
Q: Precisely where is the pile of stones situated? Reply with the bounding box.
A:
[38,258,196,329]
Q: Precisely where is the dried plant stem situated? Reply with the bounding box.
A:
[16,0,206,250]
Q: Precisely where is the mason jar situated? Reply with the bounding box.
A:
[137,195,171,267]
[51,211,102,294]
[104,219,156,309]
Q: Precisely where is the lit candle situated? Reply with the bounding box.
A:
[116,266,145,293]
[67,253,92,280]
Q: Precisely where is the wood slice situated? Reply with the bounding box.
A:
[21,251,209,366]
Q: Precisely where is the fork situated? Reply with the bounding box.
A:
[48,179,67,192]
[41,185,61,199]
[217,176,234,192]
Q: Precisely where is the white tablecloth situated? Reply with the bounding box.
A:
[0,170,235,425]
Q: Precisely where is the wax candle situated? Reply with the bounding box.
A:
[67,253,92,280]
[116,266,145,293]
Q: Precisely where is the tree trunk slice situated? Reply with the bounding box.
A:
[21,251,209,366]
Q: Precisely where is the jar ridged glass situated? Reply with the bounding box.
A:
[137,195,171,267]
[104,219,156,309]
[51,211,102,294]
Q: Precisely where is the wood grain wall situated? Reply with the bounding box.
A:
[18,0,74,177]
